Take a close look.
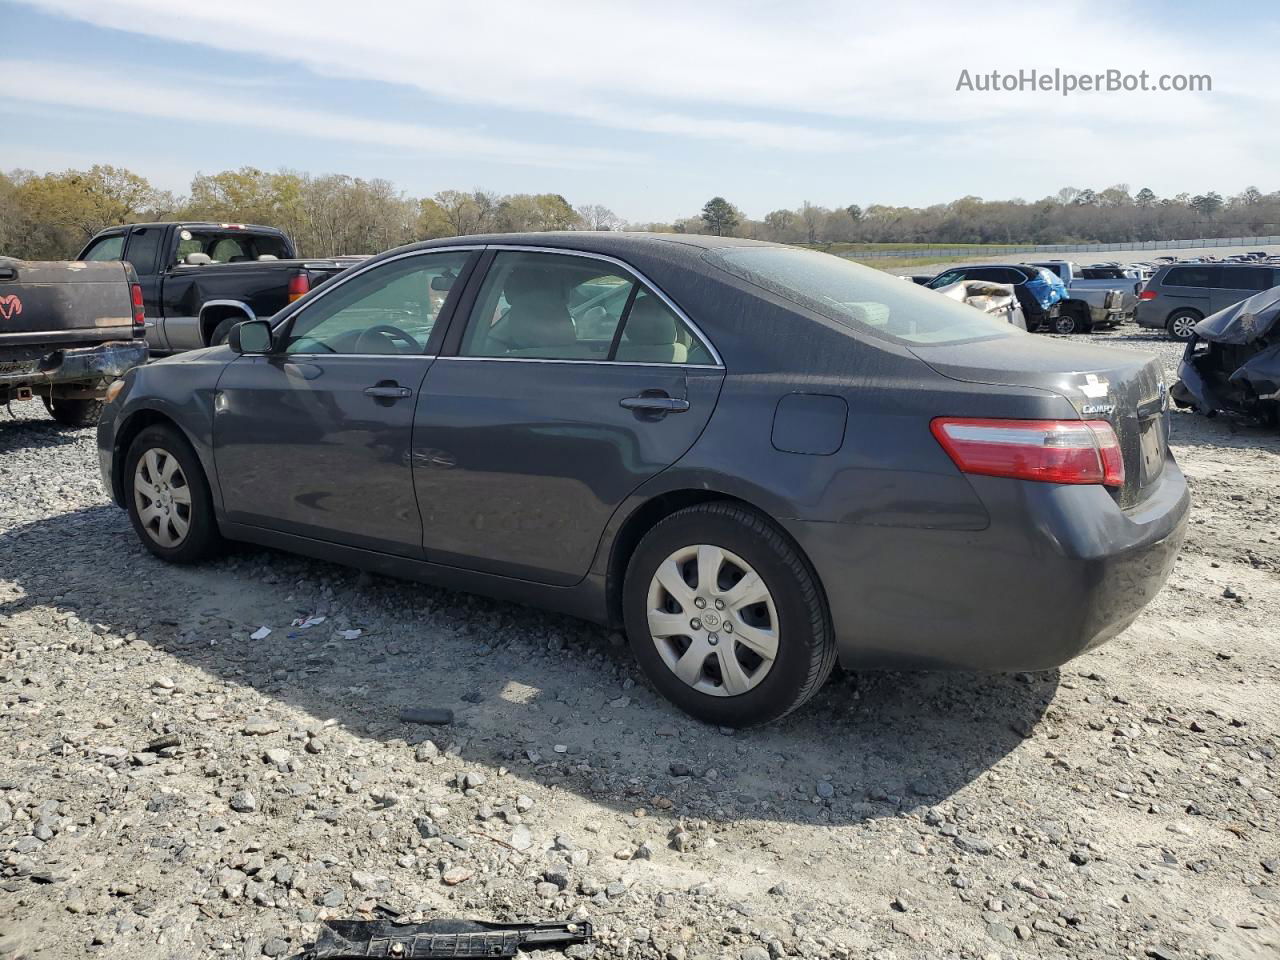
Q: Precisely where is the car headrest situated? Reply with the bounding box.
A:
[184,252,212,265]
[257,254,278,261]
[505,308,576,349]
[504,267,562,306]
[624,296,677,345]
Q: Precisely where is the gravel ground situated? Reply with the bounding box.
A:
[0,328,1276,960]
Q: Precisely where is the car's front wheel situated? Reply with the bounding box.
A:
[623,502,835,727]
[124,424,222,563]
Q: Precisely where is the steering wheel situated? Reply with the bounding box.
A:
[354,324,422,354]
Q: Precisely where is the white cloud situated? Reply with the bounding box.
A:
[9,0,1280,210]
[0,59,640,170]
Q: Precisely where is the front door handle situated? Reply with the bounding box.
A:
[620,395,690,413]
[365,383,412,399]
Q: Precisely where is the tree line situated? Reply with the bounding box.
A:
[669,186,1280,247]
[2,165,1279,262]
[0,165,624,260]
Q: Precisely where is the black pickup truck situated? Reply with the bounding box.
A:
[77,222,348,353]
[0,258,149,425]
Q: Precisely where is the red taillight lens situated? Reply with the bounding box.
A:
[1138,289,1158,300]
[287,272,309,302]
[130,283,145,325]
[931,418,1125,487]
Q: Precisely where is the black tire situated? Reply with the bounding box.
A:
[124,424,222,563]
[622,501,835,727]
[43,396,104,427]
[209,316,245,346]
[1166,309,1202,341]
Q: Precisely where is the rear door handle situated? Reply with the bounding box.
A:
[365,384,412,399]
[620,395,690,413]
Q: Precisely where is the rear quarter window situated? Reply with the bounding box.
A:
[1163,266,1213,288]
[706,246,1021,346]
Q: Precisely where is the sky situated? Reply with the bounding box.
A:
[2,0,1278,223]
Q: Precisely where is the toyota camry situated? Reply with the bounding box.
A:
[98,233,1189,726]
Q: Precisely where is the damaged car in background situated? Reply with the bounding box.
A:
[1172,286,1280,426]
[931,277,1026,328]
[0,256,148,425]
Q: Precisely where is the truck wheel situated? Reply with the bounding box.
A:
[124,424,222,563]
[43,396,104,427]
[1166,310,1201,341]
[209,316,246,346]
[622,502,835,727]
[1052,313,1081,335]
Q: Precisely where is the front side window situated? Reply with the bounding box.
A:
[724,247,1022,346]
[82,234,124,261]
[283,251,470,355]
[459,251,712,363]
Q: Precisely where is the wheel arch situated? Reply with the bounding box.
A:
[199,300,255,345]
[111,407,192,507]
[602,487,826,630]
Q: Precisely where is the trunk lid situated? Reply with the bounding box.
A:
[911,337,1169,508]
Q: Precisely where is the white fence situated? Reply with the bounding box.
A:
[847,235,1280,260]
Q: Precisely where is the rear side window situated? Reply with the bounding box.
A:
[81,235,124,261]
[710,246,1021,346]
[460,251,712,363]
[1217,267,1275,291]
[1163,266,1213,288]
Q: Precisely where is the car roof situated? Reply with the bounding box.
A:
[408,230,782,255]
[104,221,288,235]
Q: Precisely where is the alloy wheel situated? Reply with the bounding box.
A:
[133,447,192,548]
[1170,315,1198,340]
[645,544,779,697]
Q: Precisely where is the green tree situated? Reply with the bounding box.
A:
[700,196,739,236]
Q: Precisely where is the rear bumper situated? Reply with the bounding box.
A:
[0,339,148,390]
[785,458,1190,671]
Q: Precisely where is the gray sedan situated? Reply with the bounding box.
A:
[97,233,1189,726]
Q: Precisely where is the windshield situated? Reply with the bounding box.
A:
[705,246,1021,345]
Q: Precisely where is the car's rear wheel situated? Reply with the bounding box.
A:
[43,396,103,427]
[623,502,835,726]
[1166,309,1202,341]
[125,424,222,563]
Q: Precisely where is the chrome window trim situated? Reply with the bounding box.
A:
[279,353,440,361]
[437,356,721,369]
[478,244,725,368]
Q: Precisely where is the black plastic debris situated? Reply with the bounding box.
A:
[398,707,455,726]
[291,916,592,958]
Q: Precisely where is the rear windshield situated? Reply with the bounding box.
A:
[174,229,290,265]
[705,246,1021,346]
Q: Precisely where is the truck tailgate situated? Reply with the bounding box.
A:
[0,260,136,345]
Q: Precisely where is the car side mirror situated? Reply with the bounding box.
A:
[229,319,273,355]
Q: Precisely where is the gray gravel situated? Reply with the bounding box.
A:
[0,327,1277,959]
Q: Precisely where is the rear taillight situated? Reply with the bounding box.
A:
[130,283,145,326]
[1139,289,1158,300]
[932,418,1125,488]
[287,272,310,302]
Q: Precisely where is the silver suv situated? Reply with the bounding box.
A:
[1136,263,1278,340]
